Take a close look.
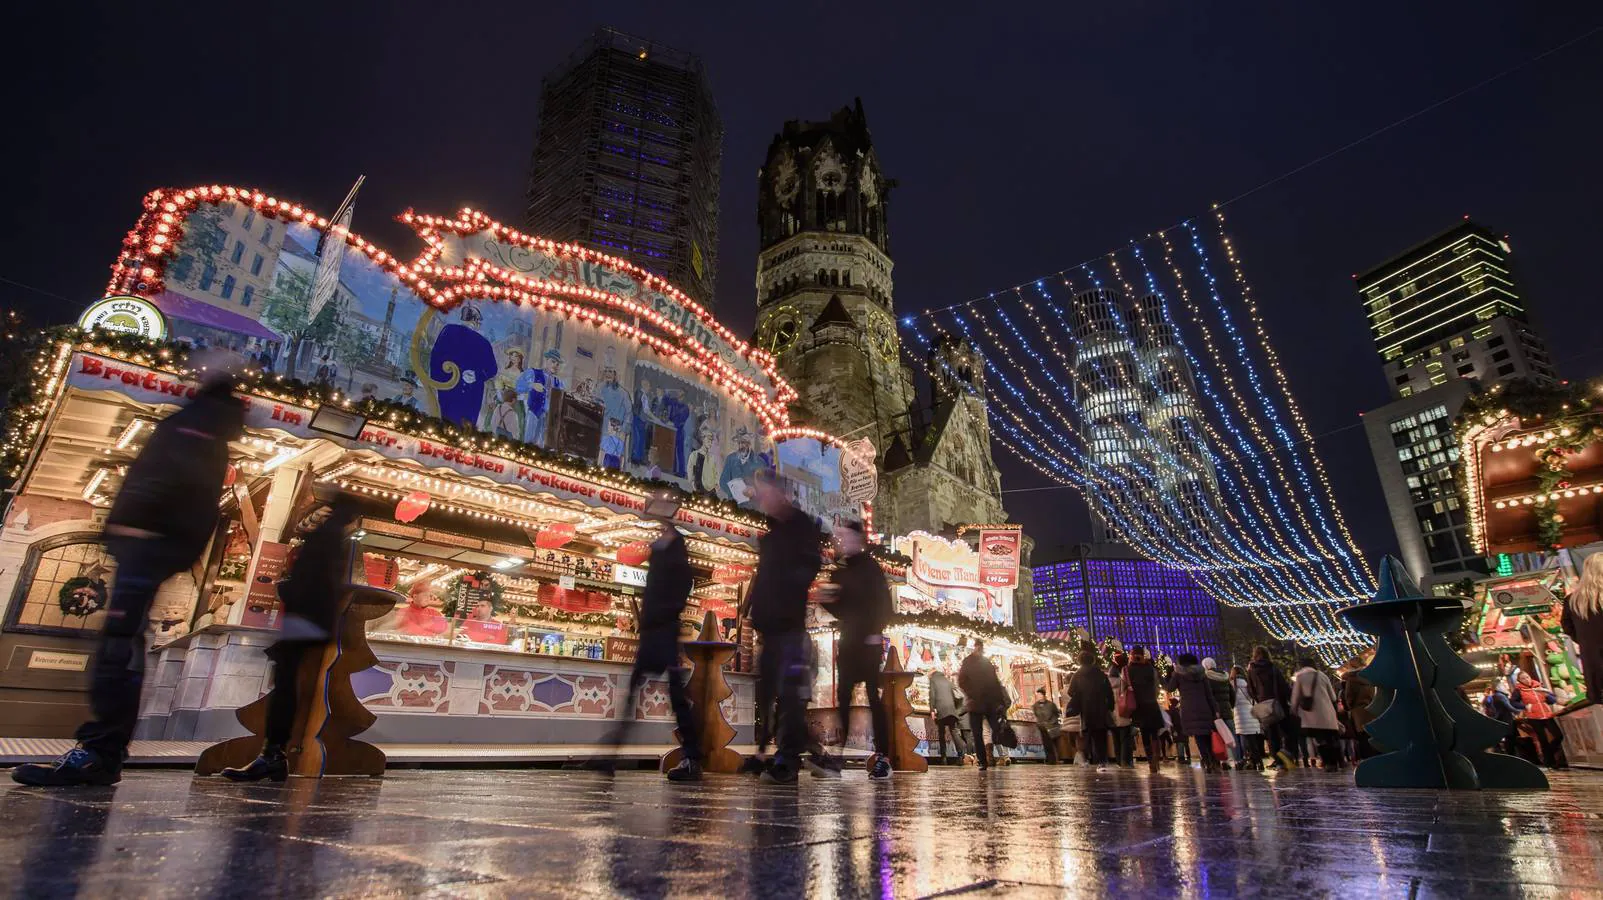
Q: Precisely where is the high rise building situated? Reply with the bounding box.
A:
[752,100,1006,537]
[1356,220,1556,401]
[1031,544,1223,661]
[1356,221,1557,589]
[1068,288,1217,544]
[524,27,722,308]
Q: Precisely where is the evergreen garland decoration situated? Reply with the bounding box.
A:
[58,576,108,618]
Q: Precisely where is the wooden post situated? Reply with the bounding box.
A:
[880,645,929,773]
[196,584,401,777]
[662,611,743,774]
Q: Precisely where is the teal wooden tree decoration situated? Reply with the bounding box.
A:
[1339,556,1547,790]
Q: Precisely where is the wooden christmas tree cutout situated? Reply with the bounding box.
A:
[197,584,401,778]
[662,611,743,774]
[880,645,929,773]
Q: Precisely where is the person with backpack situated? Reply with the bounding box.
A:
[928,669,968,764]
[1109,652,1135,768]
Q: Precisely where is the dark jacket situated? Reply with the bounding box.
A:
[106,378,245,561]
[1122,660,1165,731]
[639,529,692,634]
[929,671,962,720]
[827,551,893,647]
[958,651,1008,713]
[747,506,822,635]
[1068,665,1114,730]
[1166,663,1221,736]
[1247,659,1292,706]
[1562,602,1603,704]
[1204,666,1234,712]
[1483,688,1518,725]
[277,499,359,635]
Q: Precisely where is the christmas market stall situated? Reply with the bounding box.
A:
[1459,378,1603,764]
[0,184,839,748]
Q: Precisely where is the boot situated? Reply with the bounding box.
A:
[222,745,288,782]
[1148,755,1160,774]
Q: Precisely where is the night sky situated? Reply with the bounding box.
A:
[7,3,1601,561]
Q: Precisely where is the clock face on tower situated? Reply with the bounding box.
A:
[815,156,845,195]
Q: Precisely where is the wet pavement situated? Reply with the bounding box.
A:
[2,764,1600,899]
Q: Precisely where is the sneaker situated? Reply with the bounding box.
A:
[1095,765,1109,773]
[805,752,843,778]
[11,747,120,787]
[869,756,892,781]
[760,758,798,784]
[739,755,769,775]
[665,758,702,782]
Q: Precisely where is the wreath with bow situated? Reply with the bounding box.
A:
[58,577,109,618]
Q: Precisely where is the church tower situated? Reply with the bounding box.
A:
[754,100,1005,537]
[754,100,913,454]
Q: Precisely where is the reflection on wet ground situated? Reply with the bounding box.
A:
[2,765,1600,898]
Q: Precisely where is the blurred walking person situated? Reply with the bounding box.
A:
[958,640,1010,770]
[1069,649,1114,769]
[1122,646,1165,773]
[811,520,894,780]
[1202,658,1236,768]
[16,374,245,787]
[598,494,703,781]
[1514,671,1568,769]
[747,470,823,784]
[929,669,968,763]
[220,492,359,782]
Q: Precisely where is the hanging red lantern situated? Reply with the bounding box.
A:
[616,541,651,566]
[395,490,431,523]
[535,522,577,549]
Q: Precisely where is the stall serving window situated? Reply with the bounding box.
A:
[4,533,116,636]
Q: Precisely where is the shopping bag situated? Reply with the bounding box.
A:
[995,717,1020,749]
[1213,717,1236,749]
[1252,698,1282,726]
[1211,731,1228,758]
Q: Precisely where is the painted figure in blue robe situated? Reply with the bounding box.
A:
[660,389,691,477]
[719,427,767,506]
[601,418,625,470]
[679,400,706,482]
[630,375,663,466]
[429,305,497,429]
[517,348,564,447]
[597,368,631,466]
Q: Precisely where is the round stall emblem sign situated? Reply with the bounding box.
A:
[79,295,167,340]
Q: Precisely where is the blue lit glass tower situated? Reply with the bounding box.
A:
[1032,548,1224,661]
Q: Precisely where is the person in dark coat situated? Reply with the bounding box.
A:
[599,494,703,781]
[815,520,894,780]
[16,374,244,787]
[958,640,1010,770]
[1166,653,1223,771]
[1562,553,1603,704]
[1069,649,1114,767]
[1121,645,1165,773]
[745,469,823,784]
[1247,646,1298,769]
[222,492,360,782]
[1483,680,1520,756]
[929,670,968,763]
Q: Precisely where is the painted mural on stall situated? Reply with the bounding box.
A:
[154,202,772,505]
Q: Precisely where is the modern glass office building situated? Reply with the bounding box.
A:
[1032,553,1224,661]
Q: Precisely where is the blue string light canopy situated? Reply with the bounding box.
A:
[904,209,1372,663]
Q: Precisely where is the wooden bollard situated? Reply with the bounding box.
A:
[880,645,929,773]
[196,585,400,778]
[661,611,743,774]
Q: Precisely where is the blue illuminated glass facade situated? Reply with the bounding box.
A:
[1032,558,1223,660]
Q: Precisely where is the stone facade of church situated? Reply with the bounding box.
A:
[752,100,1008,540]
